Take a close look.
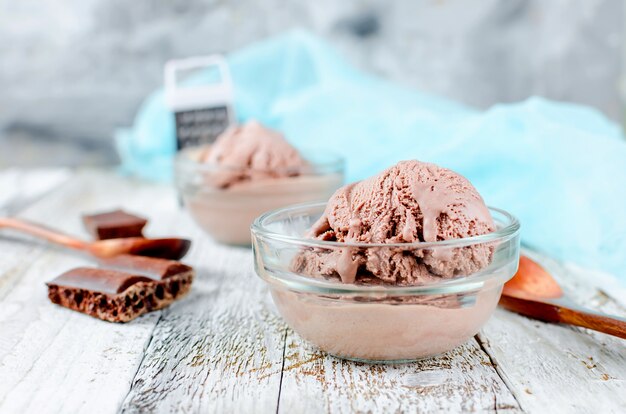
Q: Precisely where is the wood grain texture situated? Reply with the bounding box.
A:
[119,238,287,413]
[0,168,70,215]
[0,168,71,300]
[278,334,521,413]
[478,251,626,414]
[1,169,625,414]
[0,171,180,413]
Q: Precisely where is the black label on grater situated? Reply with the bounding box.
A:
[175,106,230,149]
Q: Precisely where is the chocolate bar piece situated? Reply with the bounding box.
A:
[82,209,147,240]
[47,265,194,323]
[98,254,193,280]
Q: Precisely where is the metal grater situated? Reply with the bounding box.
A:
[164,55,236,150]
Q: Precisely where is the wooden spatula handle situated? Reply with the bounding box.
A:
[500,295,626,339]
[556,301,626,339]
[0,217,87,250]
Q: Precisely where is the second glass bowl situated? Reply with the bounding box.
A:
[252,203,520,363]
[175,148,344,245]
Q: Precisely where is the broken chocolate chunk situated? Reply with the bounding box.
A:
[47,265,194,323]
[98,254,193,280]
[82,209,147,240]
[50,267,153,295]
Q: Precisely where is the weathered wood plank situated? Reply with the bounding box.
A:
[0,168,71,215]
[478,251,626,414]
[0,168,72,300]
[270,250,626,414]
[118,184,521,413]
[120,222,286,413]
[278,334,521,413]
[2,170,625,414]
[0,171,182,413]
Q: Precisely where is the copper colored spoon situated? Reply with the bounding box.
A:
[500,256,626,339]
[0,217,191,260]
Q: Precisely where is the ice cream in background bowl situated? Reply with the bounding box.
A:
[175,121,344,245]
[252,160,520,362]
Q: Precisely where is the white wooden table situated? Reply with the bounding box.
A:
[0,169,624,414]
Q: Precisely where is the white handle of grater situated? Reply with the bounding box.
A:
[164,55,232,91]
[164,54,235,117]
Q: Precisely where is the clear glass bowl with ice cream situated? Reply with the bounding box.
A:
[251,160,520,363]
[175,121,345,245]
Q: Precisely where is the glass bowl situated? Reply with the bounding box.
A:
[251,202,520,363]
[175,148,344,245]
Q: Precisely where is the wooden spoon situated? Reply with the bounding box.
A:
[500,256,626,339]
[0,217,191,260]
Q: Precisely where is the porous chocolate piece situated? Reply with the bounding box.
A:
[51,267,153,295]
[98,254,193,280]
[47,266,194,323]
[82,209,147,240]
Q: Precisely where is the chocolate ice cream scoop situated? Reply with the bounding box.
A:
[197,120,307,188]
[295,160,495,284]
[178,120,343,245]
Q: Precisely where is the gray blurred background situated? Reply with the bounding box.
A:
[0,0,623,167]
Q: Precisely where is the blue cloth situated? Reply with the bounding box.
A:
[116,30,626,283]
